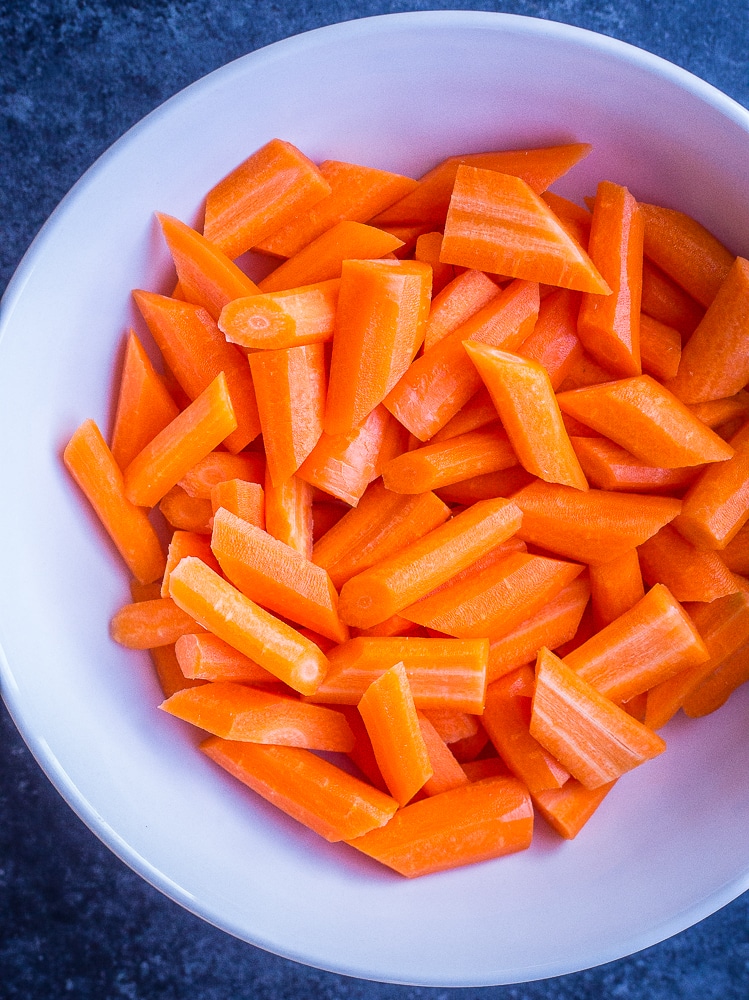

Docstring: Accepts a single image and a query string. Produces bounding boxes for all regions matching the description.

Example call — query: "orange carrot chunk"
[264,473,314,559]
[219,279,339,350]
[381,427,518,493]
[638,524,740,602]
[417,713,470,797]
[179,451,264,499]
[640,257,704,337]
[110,597,205,648]
[422,269,501,352]
[210,479,265,528]
[414,231,455,295]
[570,436,702,494]
[588,549,644,627]
[682,638,749,718]
[638,314,682,381]
[159,486,213,534]
[151,643,206,699]
[161,529,221,598]
[175,632,277,683]
[517,288,584,389]
[533,778,616,839]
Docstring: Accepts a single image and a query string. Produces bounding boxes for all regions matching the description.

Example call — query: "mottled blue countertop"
[2,2,748,997]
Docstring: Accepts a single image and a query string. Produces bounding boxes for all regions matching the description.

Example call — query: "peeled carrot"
[151,643,205,699]
[430,389,499,442]
[179,451,264,499]
[210,479,265,527]
[640,258,704,337]
[413,231,455,294]
[533,778,616,839]
[175,632,277,684]
[110,597,205,649]
[517,288,583,389]
[682,639,749,718]
[416,713,470,796]
[161,530,221,598]
[688,392,749,432]
[159,485,213,534]
[722,522,749,574]
[588,549,644,627]
[381,427,518,493]
[638,314,682,381]
[638,524,740,602]
[420,709,480,746]
[219,280,339,350]
[422,269,500,352]
[434,465,535,505]
[570,436,701,494]
[264,473,314,559]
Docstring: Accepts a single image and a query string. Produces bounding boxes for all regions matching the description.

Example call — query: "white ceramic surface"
[1,11,749,987]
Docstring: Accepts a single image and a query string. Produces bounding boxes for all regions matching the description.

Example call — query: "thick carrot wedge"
[211,507,348,643]
[64,419,166,584]
[345,774,533,877]
[414,231,455,295]
[175,632,277,683]
[110,330,179,470]
[381,427,518,493]
[416,713,470,796]
[570,436,702,494]
[639,314,682,381]
[422,269,500,352]
[161,529,221,598]
[202,737,397,842]
[640,258,704,337]
[638,524,740,602]
[110,597,205,648]
[533,778,616,839]
[682,639,749,718]
[264,473,314,559]
[179,451,264,499]
[133,290,260,453]
[202,138,331,259]
[219,280,339,350]
[168,556,329,695]
[159,486,213,534]
[440,166,609,293]
[210,479,265,527]
[588,549,644,627]
[530,647,666,789]
[517,288,583,389]
[161,681,355,751]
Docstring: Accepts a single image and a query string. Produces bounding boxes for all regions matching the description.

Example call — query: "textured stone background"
[2,2,749,997]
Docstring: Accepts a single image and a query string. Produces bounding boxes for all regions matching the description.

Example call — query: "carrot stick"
[434,465,535,505]
[179,451,264,498]
[416,713,470,796]
[264,473,314,559]
[129,580,163,602]
[63,419,166,584]
[722,522,749,574]
[338,497,523,628]
[516,288,583,389]
[540,192,592,247]
[682,638,749,718]
[110,597,205,648]
[151,643,205,698]
[210,479,265,528]
[201,737,397,842]
[638,314,682,381]
[687,392,749,432]
[570,436,702,494]
[159,486,213,534]
[414,231,455,295]
[352,614,423,639]
[555,350,615,392]
[588,549,644,627]
[132,290,260,453]
[420,709,480,745]
[202,138,332,259]
[638,524,740,602]
[381,427,518,493]
[533,777,615,839]
[640,258,704,337]
[422,269,500,352]
[175,632,277,683]
[168,556,329,695]
[461,757,510,781]
[430,389,499,442]
[440,166,609,294]
[219,279,339,350]
[161,529,221,598]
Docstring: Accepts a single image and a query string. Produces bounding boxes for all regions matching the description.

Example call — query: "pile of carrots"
[64,136,749,878]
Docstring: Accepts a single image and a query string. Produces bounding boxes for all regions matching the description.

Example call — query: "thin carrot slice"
[219,279,339,350]
[382,427,518,493]
[161,530,221,598]
[422,269,500,352]
[588,549,644,627]
[264,473,314,559]
[682,639,749,718]
[175,632,277,683]
[416,713,470,796]
[530,647,666,789]
[533,778,616,839]
[202,138,331,259]
[179,451,264,499]
[638,524,740,601]
[414,231,455,294]
[440,166,609,294]
[202,737,397,842]
[210,480,265,528]
[640,258,704,337]
[159,486,213,534]
[570,436,702,494]
[64,419,166,584]
[517,288,583,389]
[110,597,205,648]
[168,556,329,695]
[638,314,682,381]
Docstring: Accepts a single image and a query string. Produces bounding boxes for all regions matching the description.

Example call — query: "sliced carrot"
[352,614,423,639]
[175,632,277,683]
[179,451,264,499]
[422,269,500,352]
[533,778,615,839]
[682,639,749,718]
[110,597,205,648]
[413,231,455,294]
[430,389,499,442]
[381,426,518,493]
[588,549,644,627]
[638,524,740,601]
[540,191,592,247]
[517,288,583,389]
[640,257,704,337]
[638,314,682,381]
[722,522,749,574]
[687,392,749,431]
[434,465,535,505]
[420,709,480,745]
[159,485,213,534]
[151,643,205,698]
[210,479,265,528]
[130,580,163,602]
[416,713,470,796]
[64,419,166,584]
[219,279,339,350]
[570,436,702,494]
[264,473,314,559]
[161,529,221,598]
[461,757,510,781]
[555,350,615,392]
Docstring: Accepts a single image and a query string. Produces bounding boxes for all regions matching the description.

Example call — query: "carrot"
[461,757,510,781]
[422,269,500,352]
[151,643,205,698]
[533,778,616,839]
[179,451,264,499]
[159,485,213,534]
[540,192,592,247]
[682,639,749,718]
[161,529,221,598]
[202,138,331,259]
[351,614,423,639]
[430,389,499,442]
[110,597,205,648]
[413,231,455,294]
[416,713,470,796]
[640,258,704,337]
[638,524,740,602]
[210,479,265,527]
[440,166,610,293]
[219,279,339,350]
[174,632,277,684]
[64,419,166,584]
[420,709,480,746]
[110,330,180,470]
[129,580,163,602]
[687,392,749,431]
[449,725,491,763]
[434,465,535,505]
[638,314,682,381]
[168,556,329,695]
[381,427,518,493]
[555,350,615,392]
[264,473,314,559]
[722,522,749,574]
[570,436,702,494]
[588,549,644,627]
[516,288,583,389]
[201,737,397,842]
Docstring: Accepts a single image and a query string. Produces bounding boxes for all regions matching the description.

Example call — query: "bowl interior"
[1,11,749,987]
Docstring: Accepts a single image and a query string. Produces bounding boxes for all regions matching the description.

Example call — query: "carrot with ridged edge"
[570,436,702,494]
[64,419,166,584]
[133,290,260,453]
[264,473,314,559]
[249,343,326,486]
[682,638,749,718]
[159,486,212,534]
[531,647,666,789]
[324,259,432,436]
[577,181,644,377]
[219,279,339,350]
[304,636,488,714]
[564,582,709,702]
[517,288,583,389]
[638,524,740,602]
[639,314,681,381]
[110,597,206,648]
[358,662,433,805]
[110,330,179,470]
[175,633,277,683]
[382,427,518,493]
[440,166,610,294]
[312,478,450,589]
[202,138,331,259]
[533,777,615,839]
[161,681,355,751]
[640,258,704,337]
[258,221,404,293]
[210,480,265,527]
[416,713,469,796]
[434,465,535,505]
[414,231,455,294]
[168,556,328,695]
[557,375,734,468]
[465,343,588,490]
[588,549,644,628]
[202,737,397,842]
[338,497,523,628]
[161,530,221,598]
[422,269,500,352]
[385,278,540,441]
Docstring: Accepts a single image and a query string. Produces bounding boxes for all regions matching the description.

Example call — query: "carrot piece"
[564,582,709,702]
[434,465,535,505]
[312,478,450,589]
[255,158,418,258]
[110,330,180,470]
[132,290,260,453]
[639,202,734,308]
[219,279,339,350]
[414,231,455,294]
[402,551,583,641]
[64,418,167,585]
[123,373,237,508]
[533,778,615,839]
[130,580,163,602]
[440,166,609,294]
[570,436,702,494]
[346,773,533,877]
[556,375,734,468]
[304,636,488,714]
[688,392,749,431]
[487,576,591,683]
[210,507,348,643]
[541,192,592,248]
[264,472,314,559]
[638,524,740,602]
[420,709,480,745]
[161,530,221,598]
[682,639,749,718]
[352,614,423,639]
[555,350,616,392]
[110,597,205,648]
[202,138,331,259]
[168,556,329,695]
[179,451,264,498]
[210,479,265,528]
[156,212,260,320]
[371,143,592,228]
[638,314,682,381]
[482,667,570,794]
[248,343,326,486]
[201,737,397,842]
[258,221,404,293]
[151,643,205,698]
[324,259,431,436]
[385,278,540,441]
[161,681,355,751]
[175,632,277,683]
[416,713,470,796]
[422,269,500,352]
[577,181,644,377]
[588,549,644,627]
[640,258,704,337]
[431,389,500,442]
[461,757,510,781]
[516,288,583,389]
[338,497,523,628]
[358,662,433,805]
[464,343,588,490]
[531,647,666,789]
[511,480,682,563]
[159,485,213,534]
[722,522,749,574]
[381,427,518,493]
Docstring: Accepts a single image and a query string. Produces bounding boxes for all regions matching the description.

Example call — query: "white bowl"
[1,11,748,988]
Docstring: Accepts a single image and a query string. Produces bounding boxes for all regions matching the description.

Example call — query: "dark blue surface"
[2,2,749,996]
